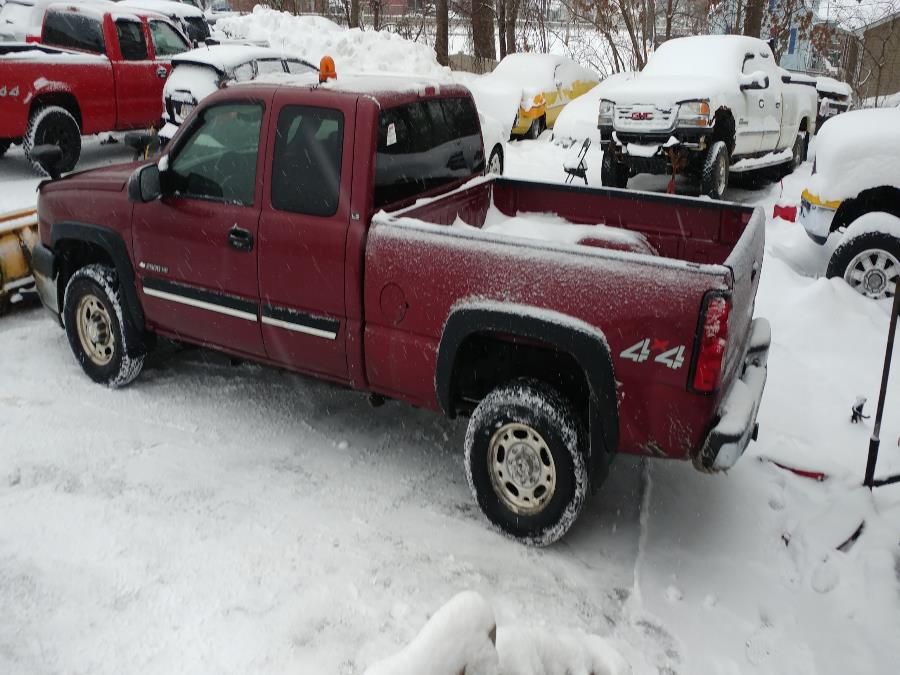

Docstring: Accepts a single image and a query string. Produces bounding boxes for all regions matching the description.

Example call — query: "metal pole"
[864,288,900,488]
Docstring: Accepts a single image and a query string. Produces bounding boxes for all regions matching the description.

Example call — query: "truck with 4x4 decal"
[31,70,771,544]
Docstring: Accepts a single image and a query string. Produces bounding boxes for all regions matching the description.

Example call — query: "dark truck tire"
[701,140,729,199]
[63,264,146,387]
[826,230,900,300]
[24,106,81,175]
[0,139,11,158]
[601,150,628,188]
[488,144,504,174]
[526,115,545,140]
[464,379,588,546]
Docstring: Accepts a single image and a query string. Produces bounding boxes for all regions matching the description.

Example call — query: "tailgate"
[720,206,765,390]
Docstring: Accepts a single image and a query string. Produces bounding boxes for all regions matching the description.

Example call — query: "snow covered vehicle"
[0,2,190,171]
[118,0,210,46]
[158,44,317,142]
[30,73,770,545]
[483,53,598,139]
[597,35,817,199]
[0,0,106,42]
[799,107,900,299]
[814,76,853,130]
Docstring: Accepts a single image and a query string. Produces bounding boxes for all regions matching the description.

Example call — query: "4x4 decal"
[620,338,686,370]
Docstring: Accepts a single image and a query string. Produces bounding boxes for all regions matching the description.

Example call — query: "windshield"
[209,0,231,10]
[642,38,743,79]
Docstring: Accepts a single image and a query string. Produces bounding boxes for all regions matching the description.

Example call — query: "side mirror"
[31,144,64,179]
[127,163,162,203]
[739,70,769,91]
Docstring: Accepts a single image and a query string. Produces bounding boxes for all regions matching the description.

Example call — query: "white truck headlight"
[598,99,614,127]
[677,100,711,127]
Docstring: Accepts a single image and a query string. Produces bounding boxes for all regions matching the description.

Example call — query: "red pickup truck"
[30,75,771,545]
[0,2,190,172]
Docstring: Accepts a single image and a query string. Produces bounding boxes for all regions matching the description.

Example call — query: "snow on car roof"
[253,71,463,99]
[45,0,117,18]
[118,0,204,19]
[815,75,853,98]
[171,44,284,71]
[643,34,771,79]
[489,52,594,85]
[807,107,900,200]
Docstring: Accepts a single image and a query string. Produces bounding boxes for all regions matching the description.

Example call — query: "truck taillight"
[25,35,41,43]
[691,292,731,393]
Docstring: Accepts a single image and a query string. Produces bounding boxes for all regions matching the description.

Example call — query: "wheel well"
[449,334,591,426]
[832,186,900,232]
[798,117,809,133]
[30,93,82,129]
[54,239,114,310]
[712,108,736,155]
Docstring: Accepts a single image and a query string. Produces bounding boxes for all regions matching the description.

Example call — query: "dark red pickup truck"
[0,3,190,172]
[31,74,771,545]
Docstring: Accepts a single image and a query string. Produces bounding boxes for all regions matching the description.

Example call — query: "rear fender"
[436,301,619,462]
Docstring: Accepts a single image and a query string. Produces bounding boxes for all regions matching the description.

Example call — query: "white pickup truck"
[597,35,817,198]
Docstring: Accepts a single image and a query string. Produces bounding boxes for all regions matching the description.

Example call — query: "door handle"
[228,225,253,252]
[156,65,167,79]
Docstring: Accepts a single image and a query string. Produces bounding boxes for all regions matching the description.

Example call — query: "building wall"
[856,16,900,99]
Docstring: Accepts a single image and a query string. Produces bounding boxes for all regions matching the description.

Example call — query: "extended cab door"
[110,18,165,129]
[736,52,771,155]
[131,98,269,357]
[256,91,356,380]
[755,50,783,152]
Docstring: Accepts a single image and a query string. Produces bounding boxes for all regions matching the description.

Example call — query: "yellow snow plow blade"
[0,208,39,312]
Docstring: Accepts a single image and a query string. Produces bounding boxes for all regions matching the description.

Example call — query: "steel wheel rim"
[716,152,728,195]
[487,422,556,515]
[76,293,115,366]
[489,150,502,174]
[844,248,899,299]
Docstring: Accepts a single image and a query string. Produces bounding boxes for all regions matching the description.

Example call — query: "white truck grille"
[613,104,677,133]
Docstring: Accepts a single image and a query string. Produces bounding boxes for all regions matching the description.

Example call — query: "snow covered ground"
[2,127,900,674]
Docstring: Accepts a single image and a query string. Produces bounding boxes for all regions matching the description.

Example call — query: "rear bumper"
[31,242,60,319]
[799,197,837,244]
[694,318,771,472]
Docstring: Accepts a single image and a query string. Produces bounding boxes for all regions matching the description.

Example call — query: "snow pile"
[553,71,635,144]
[215,6,449,78]
[363,591,631,675]
[806,107,900,200]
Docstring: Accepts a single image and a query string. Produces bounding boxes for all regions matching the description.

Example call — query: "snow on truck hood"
[171,44,285,72]
[807,107,900,201]
[600,75,727,106]
[118,0,204,19]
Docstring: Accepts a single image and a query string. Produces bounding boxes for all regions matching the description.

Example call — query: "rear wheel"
[601,150,628,188]
[526,115,545,140]
[827,230,900,299]
[791,131,807,170]
[24,106,81,175]
[63,264,146,387]
[700,140,729,199]
[0,139,11,159]
[465,379,588,546]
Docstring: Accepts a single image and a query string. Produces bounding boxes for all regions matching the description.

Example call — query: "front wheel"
[827,230,900,299]
[465,380,588,546]
[0,138,11,159]
[63,264,146,387]
[488,144,504,174]
[700,140,729,199]
[526,115,545,140]
[600,150,629,188]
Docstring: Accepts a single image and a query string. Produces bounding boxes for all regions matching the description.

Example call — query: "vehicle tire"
[464,379,588,546]
[600,150,628,188]
[826,230,900,300]
[24,106,81,175]
[700,140,729,199]
[0,139,11,159]
[791,131,807,169]
[526,115,545,140]
[63,264,146,387]
[488,144,504,174]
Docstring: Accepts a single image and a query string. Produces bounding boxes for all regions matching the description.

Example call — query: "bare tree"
[435,0,449,63]
[350,0,360,28]
[472,0,496,59]
[743,0,764,37]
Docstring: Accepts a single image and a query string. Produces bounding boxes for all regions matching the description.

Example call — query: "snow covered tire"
[24,106,81,175]
[526,115,545,140]
[63,264,146,387]
[827,230,900,300]
[700,140,729,199]
[464,379,588,546]
[488,145,504,174]
[601,150,628,188]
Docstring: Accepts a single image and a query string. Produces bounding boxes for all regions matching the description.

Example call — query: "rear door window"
[168,102,264,206]
[285,59,316,75]
[116,20,148,61]
[43,10,105,53]
[374,96,484,209]
[149,20,189,57]
[271,105,344,217]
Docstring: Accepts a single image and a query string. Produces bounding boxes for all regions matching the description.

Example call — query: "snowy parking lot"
[2,134,899,674]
